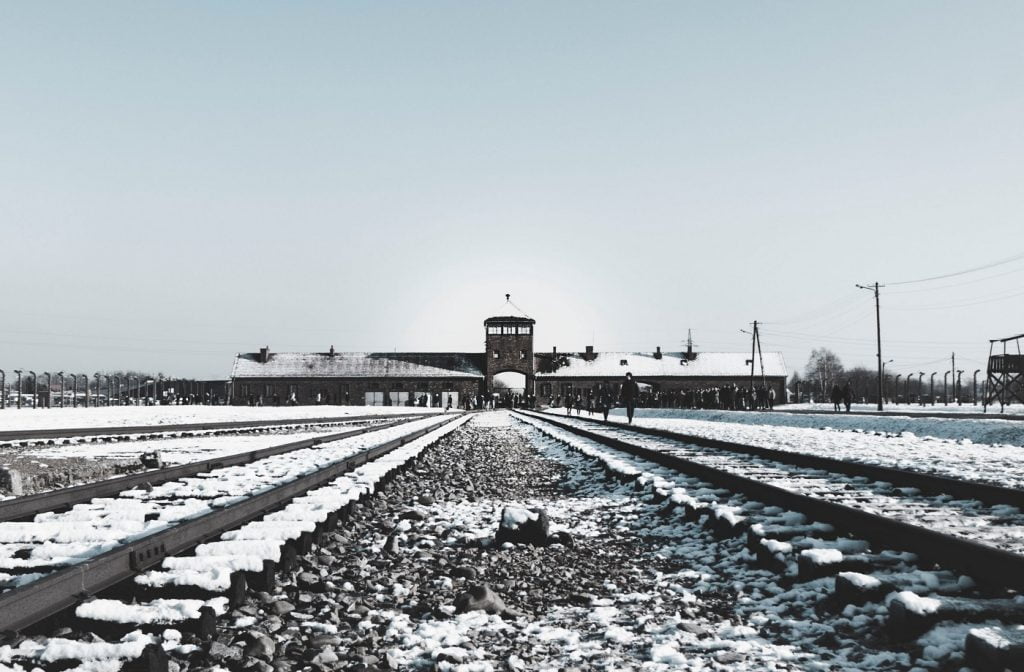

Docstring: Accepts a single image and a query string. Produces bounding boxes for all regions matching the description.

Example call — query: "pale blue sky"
[2,2,1022,379]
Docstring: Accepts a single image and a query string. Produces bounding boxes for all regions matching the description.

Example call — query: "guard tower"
[984,333,1024,412]
[484,298,536,397]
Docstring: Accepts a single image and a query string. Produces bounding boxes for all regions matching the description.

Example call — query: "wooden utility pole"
[857,282,884,411]
[749,321,757,390]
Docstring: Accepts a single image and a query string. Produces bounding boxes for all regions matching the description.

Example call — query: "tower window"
[493,351,500,359]
[520,350,527,360]
[488,326,501,334]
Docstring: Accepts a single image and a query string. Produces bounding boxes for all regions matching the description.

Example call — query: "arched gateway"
[484,315,536,398]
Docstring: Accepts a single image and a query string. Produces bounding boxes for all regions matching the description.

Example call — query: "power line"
[886,264,1024,295]
[886,251,1024,286]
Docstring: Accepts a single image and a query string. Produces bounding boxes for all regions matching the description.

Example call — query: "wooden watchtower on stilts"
[983,333,1024,412]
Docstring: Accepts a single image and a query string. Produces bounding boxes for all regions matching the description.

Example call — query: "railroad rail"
[517,410,1024,592]
[0,413,466,634]
[0,415,424,522]
[0,411,435,443]
[538,411,1024,508]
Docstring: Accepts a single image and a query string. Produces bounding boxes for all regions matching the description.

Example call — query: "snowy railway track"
[0,415,425,523]
[523,411,1024,568]
[0,412,468,662]
[516,411,1024,670]
[0,411,433,446]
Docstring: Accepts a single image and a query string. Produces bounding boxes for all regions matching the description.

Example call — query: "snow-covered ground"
[608,407,1024,446]
[786,401,1024,416]
[0,405,440,432]
[11,429,337,466]
[537,408,1024,489]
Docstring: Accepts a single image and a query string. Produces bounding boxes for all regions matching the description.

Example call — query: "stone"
[209,641,244,662]
[139,451,164,469]
[0,468,23,496]
[399,509,426,521]
[297,572,326,593]
[417,494,435,506]
[454,584,507,615]
[313,648,339,665]
[267,600,295,616]
[451,566,478,580]
[241,632,276,660]
[495,506,552,546]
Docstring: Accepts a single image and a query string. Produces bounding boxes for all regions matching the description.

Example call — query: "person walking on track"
[619,372,640,424]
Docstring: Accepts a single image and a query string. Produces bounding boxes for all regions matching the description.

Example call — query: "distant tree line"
[789,348,979,405]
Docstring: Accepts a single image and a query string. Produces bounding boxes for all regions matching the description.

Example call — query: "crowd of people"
[556,379,779,416]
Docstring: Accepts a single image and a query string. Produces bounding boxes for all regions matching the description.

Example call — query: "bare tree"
[805,348,844,399]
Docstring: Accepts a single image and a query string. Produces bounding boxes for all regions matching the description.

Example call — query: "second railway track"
[0,412,469,640]
[516,410,1024,668]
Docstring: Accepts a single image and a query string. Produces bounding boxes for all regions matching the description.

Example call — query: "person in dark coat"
[843,382,853,412]
[597,388,612,421]
[618,372,640,424]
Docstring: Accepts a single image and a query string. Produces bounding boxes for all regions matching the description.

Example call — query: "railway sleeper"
[888,592,1024,641]
[966,624,1024,672]
[833,567,974,608]
[70,602,219,641]
[800,550,903,581]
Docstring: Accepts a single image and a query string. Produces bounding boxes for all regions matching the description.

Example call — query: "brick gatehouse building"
[230,313,787,407]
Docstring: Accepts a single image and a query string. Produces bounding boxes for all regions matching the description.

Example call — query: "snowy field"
[786,402,1024,417]
[0,405,441,432]
[606,407,1024,446]
[545,408,1024,489]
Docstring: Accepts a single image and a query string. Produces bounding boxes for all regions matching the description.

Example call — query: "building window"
[493,351,500,359]
[520,350,526,360]
[518,326,532,335]
[620,359,628,366]
[541,383,552,396]
[488,326,501,334]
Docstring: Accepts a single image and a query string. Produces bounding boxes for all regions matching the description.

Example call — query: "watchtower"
[984,333,1024,412]
[484,311,536,396]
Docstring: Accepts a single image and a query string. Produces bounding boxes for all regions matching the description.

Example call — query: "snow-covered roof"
[232,352,485,379]
[537,351,787,379]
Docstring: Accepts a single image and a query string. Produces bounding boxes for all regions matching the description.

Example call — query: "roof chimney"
[584,345,595,361]
[329,345,335,357]
[654,346,662,359]
[552,346,557,356]
[259,346,270,363]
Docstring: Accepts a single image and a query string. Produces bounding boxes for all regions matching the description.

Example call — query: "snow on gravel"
[0,405,440,432]
[556,408,1024,489]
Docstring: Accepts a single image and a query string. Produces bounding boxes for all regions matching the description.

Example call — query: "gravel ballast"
[173,410,927,670]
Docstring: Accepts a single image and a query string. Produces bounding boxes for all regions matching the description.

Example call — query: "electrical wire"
[886,251,1024,286]
[887,287,1024,311]
[885,264,1024,295]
